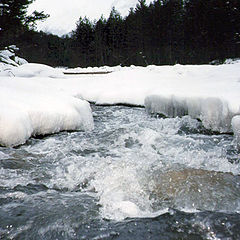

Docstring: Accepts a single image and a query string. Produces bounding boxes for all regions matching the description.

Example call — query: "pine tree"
[105,7,124,65]
[94,16,107,66]
[0,0,48,31]
[73,17,95,67]
[0,0,48,48]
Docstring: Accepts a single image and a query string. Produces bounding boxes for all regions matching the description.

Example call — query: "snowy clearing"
[0,61,240,147]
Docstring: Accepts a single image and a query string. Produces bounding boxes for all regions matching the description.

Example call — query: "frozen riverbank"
[0,61,240,147]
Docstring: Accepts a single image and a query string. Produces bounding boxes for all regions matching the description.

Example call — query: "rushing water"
[0,105,240,240]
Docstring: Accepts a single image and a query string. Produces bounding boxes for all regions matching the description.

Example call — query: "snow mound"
[0,78,94,147]
[63,65,122,74]
[0,47,64,78]
[10,63,65,78]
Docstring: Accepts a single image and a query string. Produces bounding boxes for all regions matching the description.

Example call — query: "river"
[0,105,240,239]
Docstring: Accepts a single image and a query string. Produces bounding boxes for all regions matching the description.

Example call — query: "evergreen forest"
[1,0,240,67]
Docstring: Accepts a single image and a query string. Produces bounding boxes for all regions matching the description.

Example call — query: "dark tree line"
[71,0,240,66]
[1,0,240,67]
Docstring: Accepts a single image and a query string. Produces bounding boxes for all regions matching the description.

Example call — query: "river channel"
[0,105,240,239]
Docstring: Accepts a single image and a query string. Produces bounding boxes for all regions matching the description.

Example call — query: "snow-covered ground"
[0,58,240,147]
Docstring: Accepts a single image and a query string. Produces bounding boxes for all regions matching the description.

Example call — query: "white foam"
[8,106,238,221]
[232,115,240,148]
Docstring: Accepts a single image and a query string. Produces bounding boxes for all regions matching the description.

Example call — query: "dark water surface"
[0,105,240,239]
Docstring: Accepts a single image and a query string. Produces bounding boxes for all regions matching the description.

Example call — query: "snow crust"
[1,61,240,147]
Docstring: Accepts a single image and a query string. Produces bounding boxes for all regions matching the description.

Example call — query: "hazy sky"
[28,0,152,36]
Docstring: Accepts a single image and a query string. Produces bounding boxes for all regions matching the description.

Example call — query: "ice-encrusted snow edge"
[145,95,236,133]
[145,95,240,147]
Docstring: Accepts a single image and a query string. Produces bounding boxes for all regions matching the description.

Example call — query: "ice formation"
[144,95,234,133]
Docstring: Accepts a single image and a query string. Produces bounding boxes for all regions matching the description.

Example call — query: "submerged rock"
[148,168,240,212]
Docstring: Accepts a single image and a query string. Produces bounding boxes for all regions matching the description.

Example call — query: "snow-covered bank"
[0,76,93,147]
[0,52,92,147]
[141,64,240,142]
[62,63,240,146]
[0,62,240,147]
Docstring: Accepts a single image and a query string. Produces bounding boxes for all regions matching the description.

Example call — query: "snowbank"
[0,77,93,147]
[1,63,64,78]
[0,57,93,147]
[62,63,240,146]
[141,64,240,146]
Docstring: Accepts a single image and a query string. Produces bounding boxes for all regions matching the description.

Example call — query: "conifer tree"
[0,0,48,47]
